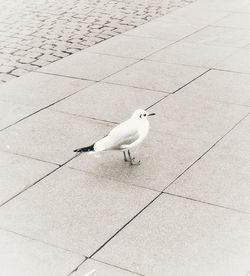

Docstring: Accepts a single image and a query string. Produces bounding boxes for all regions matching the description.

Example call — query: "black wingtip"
[73,144,94,153]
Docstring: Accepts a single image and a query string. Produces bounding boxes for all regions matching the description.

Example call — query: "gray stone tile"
[0,151,57,205]
[0,72,92,108]
[167,115,250,213]
[67,131,209,191]
[147,42,237,68]
[157,6,229,26]
[95,194,250,276]
[184,26,250,47]
[39,51,137,81]
[190,0,250,12]
[0,167,157,256]
[214,48,250,74]
[86,35,172,59]
[105,60,206,93]
[0,229,83,276]
[73,259,138,276]
[151,93,249,144]
[51,82,165,123]
[177,69,250,106]
[124,20,202,42]
[0,109,112,164]
[215,13,250,29]
[0,100,37,130]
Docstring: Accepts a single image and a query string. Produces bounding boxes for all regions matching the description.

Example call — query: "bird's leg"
[128,150,140,166]
[123,151,129,162]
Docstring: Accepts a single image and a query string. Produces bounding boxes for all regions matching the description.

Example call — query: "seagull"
[73,109,155,165]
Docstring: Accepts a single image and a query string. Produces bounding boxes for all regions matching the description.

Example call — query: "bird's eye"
[143,114,146,117]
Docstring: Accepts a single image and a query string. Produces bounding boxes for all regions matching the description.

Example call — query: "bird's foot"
[129,157,141,166]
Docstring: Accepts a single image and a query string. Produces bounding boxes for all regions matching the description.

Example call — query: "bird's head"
[131,109,156,119]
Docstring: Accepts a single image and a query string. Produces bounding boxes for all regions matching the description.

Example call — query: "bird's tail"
[73,144,94,153]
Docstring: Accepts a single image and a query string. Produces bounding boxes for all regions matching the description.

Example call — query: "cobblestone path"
[0,0,194,84]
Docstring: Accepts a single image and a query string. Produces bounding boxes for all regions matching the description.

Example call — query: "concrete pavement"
[0,0,250,275]
[0,0,194,84]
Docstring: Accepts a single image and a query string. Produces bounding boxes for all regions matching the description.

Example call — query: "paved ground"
[0,0,194,84]
[1,0,250,275]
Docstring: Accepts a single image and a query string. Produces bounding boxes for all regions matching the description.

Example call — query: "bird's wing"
[94,120,140,151]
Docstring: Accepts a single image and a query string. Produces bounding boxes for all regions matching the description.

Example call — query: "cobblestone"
[0,0,195,84]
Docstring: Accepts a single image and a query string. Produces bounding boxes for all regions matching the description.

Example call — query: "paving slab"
[177,69,250,106]
[214,48,250,74]
[157,5,229,26]
[94,194,250,276]
[85,35,172,59]
[51,82,165,123]
[184,25,250,47]
[167,115,250,213]
[67,131,209,191]
[0,229,83,276]
[147,42,237,68]
[214,13,250,29]
[105,60,206,93]
[150,92,249,144]
[0,109,112,164]
[72,259,139,276]
[0,72,92,108]
[0,100,37,130]
[0,151,57,205]
[190,0,250,12]
[123,20,203,42]
[0,167,157,256]
[39,51,137,81]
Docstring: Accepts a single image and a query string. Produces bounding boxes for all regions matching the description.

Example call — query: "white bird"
[73,109,155,165]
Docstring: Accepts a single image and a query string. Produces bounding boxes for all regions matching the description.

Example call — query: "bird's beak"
[148,113,156,116]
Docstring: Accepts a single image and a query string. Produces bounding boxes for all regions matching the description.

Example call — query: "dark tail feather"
[73,144,94,153]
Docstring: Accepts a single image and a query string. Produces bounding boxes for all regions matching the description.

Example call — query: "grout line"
[146,68,211,110]
[50,109,119,125]
[102,79,170,94]
[34,70,98,82]
[212,67,250,77]
[90,258,144,276]
[89,191,163,258]
[163,111,250,192]
[0,149,60,166]
[164,192,250,215]
[0,81,96,132]
[0,153,81,208]
[67,259,88,276]
[0,227,86,257]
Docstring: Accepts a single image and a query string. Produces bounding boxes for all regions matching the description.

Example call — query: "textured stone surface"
[86,34,172,59]
[151,92,249,144]
[67,131,209,191]
[167,115,250,213]
[39,51,137,80]
[51,82,165,123]
[0,167,157,256]
[147,42,237,68]
[0,109,112,164]
[0,0,195,84]
[184,25,250,47]
[95,194,250,276]
[0,151,57,205]
[105,60,206,93]
[214,48,250,74]
[0,229,84,276]
[0,72,92,108]
[0,101,37,130]
[71,259,139,276]
[177,69,250,106]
